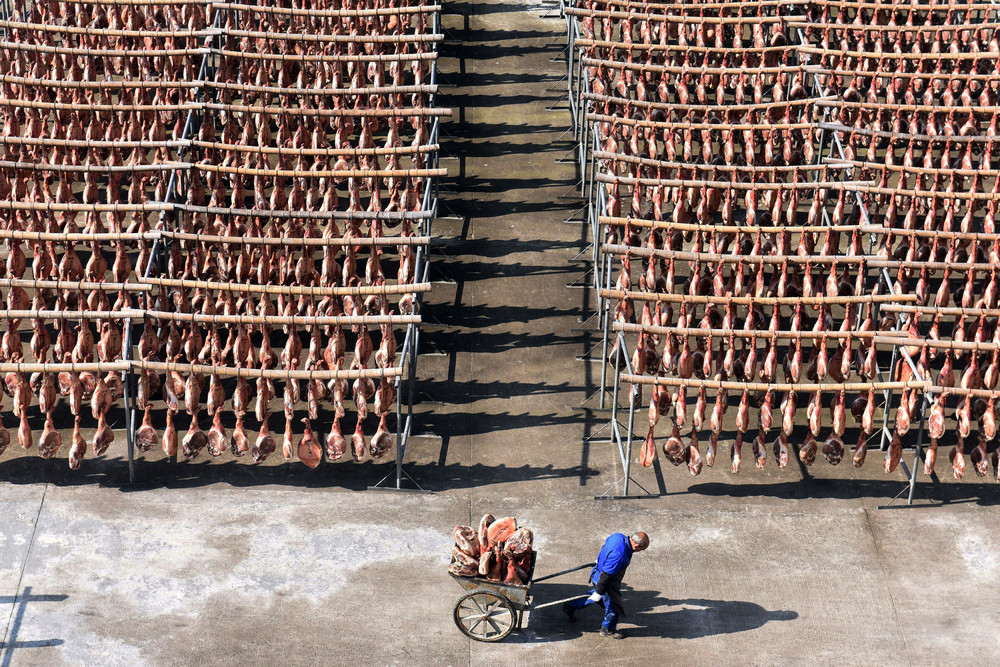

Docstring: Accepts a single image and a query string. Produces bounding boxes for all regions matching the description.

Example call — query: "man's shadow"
[515,583,796,643]
[629,591,799,639]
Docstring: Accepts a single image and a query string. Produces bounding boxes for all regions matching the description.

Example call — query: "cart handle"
[531,562,596,583]
[533,594,592,610]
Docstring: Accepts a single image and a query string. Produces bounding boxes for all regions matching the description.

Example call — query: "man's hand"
[588,592,603,602]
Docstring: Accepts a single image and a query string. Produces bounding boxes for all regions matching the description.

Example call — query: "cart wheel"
[453,591,516,642]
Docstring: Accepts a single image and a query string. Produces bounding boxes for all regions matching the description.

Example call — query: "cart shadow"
[513,583,796,643]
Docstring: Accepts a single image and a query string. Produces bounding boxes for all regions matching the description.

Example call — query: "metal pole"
[580,104,591,196]
[403,320,419,489]
[796,25,934,469]
[880,347,898,450]
[623,376,637,497]
[567,23,576,132]
[599,252,613,407]
[907,396,929,505]
[122,354,135,484]
[591,168,604,291]
[394,324,411,488]
[610,331,623,434]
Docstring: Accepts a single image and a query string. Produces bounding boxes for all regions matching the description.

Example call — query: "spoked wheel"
[453,591,516,642]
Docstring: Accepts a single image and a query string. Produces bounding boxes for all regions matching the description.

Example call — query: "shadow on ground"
[0,456,599,492]
[513,582,797,643]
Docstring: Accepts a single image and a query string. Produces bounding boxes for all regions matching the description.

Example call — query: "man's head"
[629,532,649,552]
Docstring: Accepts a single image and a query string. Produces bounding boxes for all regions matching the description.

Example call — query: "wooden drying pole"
[214,2,442,17]
[619,374,929,393]
[138,276,431,297]
[599,288,916,306]
[600,216,857,233]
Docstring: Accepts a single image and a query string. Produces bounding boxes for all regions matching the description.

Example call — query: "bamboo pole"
[162,230,430,247]
[818,122,991,144]
[578,54,801,76]
[0,309,143,320]
[0,136,188,150]
[830,156,998,178]
[585,115,812,131]
[0,201,171,213]
[578,42,794,55]
[139,276,430,297]
[0,309,420,327]
[0,230,152,243]
[856,225,1000,243]
[881,304,1000,317]
[214,2,441,17]
[0,98,197,112]
[0,20,210,38]
[587,111,807,130]
[219,28,443,44]
[929,385,1000,399]
[805,0,998,10]
[202,101,450,118]
[176,204,432,220]
[0,74,201,90]
[846,183,1000,202]
[601,243,871,265]
[203,80,436,98]
[213,48,437,63]
[583,90,824,112]
[192,163,447,178]
[601,243,1000,273]
[43,0,210,5]
[599,215,855,233]
[872,335,1000,353]
[613,322,876,340]
[807,68,998,84]
[788,20,1000,32]
[139,360,402,380]
[0,278,152,292]
[594,173,857,190]
[595,151,843,173]
[0,160,187,173]
[190,140,437,158]
[575,0,807,9]
[0,41,206,57]
[619,373,929,392]
[600,287,915,305]
[801,46,999,61]
[0,361,132,373]
[563,7,792,23]
[142,311,421,327]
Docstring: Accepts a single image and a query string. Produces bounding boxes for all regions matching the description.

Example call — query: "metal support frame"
[795,25,935,506]
[561,7,965,502]
[560,10,659,495]
[120,8,224,483]
[593,333,661,499]
[369,9,443,492]
[103,6,443,489]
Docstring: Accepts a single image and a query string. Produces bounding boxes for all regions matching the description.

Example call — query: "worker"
[562,531,649,639]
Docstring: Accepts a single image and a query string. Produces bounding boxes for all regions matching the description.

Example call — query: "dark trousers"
[567,575,619,630]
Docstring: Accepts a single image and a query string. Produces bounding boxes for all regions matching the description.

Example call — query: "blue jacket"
[590,533,632,615]
[592,533,633,582]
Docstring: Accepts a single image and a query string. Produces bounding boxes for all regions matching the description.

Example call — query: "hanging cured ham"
[0,0,443,475]
[563,0,1000,489]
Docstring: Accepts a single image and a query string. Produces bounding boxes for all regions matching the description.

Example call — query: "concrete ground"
[0,0,999,665]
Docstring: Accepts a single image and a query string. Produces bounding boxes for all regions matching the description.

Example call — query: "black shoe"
[561,603,576,622]
[600,627,625,639]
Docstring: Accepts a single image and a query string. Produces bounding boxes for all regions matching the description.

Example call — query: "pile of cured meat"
[449,515,534,585]
[0,0,443,469]
[565,0,1000,482]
